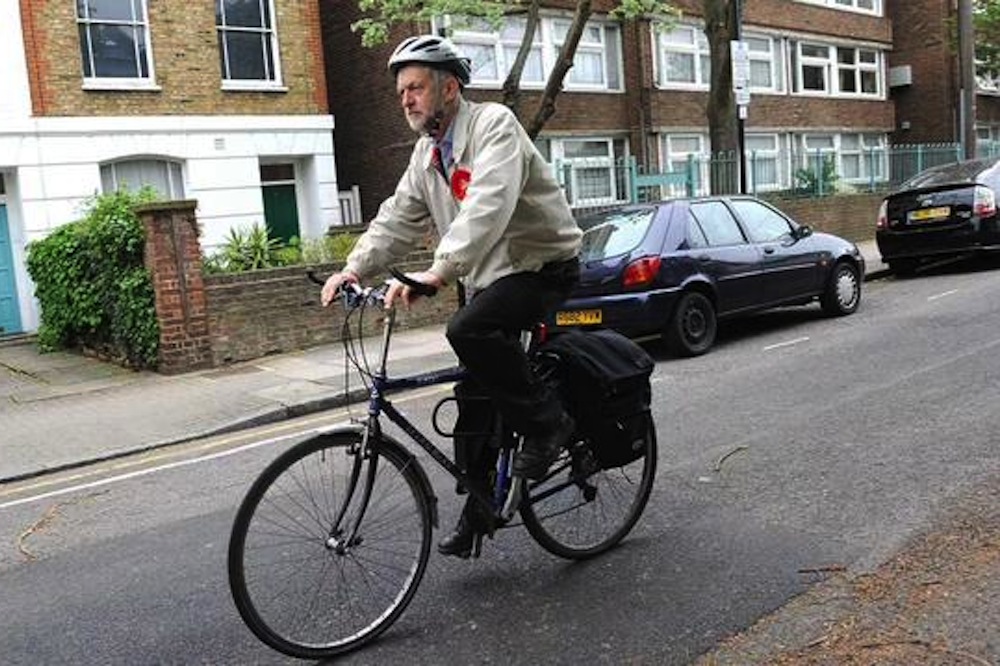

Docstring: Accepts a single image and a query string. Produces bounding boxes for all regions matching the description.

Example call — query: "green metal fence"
[554,141,991,213]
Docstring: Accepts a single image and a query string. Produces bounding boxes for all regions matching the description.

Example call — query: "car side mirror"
[792,224,813,241]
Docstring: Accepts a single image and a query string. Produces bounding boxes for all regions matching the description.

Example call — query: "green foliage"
[976,0,1000,76]
[794,155,840,196]
[25,189,160,368]
[205,222,284,273]
[203,226,359,274]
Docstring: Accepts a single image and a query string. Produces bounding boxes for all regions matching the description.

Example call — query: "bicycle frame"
[344,305,508,538]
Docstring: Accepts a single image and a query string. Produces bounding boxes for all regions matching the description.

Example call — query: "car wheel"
[665,291,717,357]
[821,261,861,316]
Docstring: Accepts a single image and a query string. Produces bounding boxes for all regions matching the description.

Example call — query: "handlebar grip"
[389,267,438,298]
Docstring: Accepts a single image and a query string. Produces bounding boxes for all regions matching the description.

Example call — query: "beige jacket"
[344,98,581,292]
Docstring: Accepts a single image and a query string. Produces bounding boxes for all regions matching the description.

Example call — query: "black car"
[548,196,864,356]
[876,157,1000,274]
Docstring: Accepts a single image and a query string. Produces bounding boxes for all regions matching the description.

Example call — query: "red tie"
[432,146,447,180]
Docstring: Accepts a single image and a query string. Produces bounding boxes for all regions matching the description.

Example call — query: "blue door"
[0,204,22,335]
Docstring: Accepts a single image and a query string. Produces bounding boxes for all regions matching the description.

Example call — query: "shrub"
[203,226,359,274]
[25,189,160,368]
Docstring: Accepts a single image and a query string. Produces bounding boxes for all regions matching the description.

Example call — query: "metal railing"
[554,142,987,212]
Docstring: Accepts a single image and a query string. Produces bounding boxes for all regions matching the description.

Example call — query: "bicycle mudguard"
[312,425,440,529]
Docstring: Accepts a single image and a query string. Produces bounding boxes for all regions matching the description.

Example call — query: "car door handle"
[697,254,711,262]
[763,247,775,255]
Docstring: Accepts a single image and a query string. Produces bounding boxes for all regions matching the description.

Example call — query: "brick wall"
[324,2,896,220]
[21,0,326,117]
[138,192,879,373]
[763,192,883,243]
[204,254,460,367]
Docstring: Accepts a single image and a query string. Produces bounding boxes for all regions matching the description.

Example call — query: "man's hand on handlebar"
[321,270,360,307]
[385,270,444,310]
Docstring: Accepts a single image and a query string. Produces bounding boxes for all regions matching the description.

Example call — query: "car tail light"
[622,256,661,288]
[876,199,888,229]
[974,185,997,218]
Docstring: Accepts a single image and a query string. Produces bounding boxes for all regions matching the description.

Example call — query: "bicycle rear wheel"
[228,432,432,659]
[521,418,656,559]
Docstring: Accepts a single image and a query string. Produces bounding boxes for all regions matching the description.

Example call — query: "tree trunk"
[501,0,542,117]
[704,0,738,193]
[526,0,593,139]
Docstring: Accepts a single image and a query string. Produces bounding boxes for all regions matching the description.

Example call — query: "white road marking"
[763,336,810,351]
[0,385,451,511]
[928,289,958,302]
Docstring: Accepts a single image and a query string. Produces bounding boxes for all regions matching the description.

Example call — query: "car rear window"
[901,159,996,189]
[578,209,656,261]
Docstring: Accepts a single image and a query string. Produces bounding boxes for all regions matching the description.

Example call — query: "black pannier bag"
[535,329,654,469]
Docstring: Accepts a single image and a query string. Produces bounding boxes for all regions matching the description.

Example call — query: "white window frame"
[796,0,881,15]
[77,0,157,90]
[442,15,623,92]
[795,132,887,187]
[660,134,711,196]
[543,137,628,208]
[100,158,185,199]
[654,24,711,90]
[744,134,786,192]
[793,41,883,98]
[216,0,284,90]
[745,35,784,93]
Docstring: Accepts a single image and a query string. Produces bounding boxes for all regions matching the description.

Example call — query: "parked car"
[876,157,1000,274]
[547,196,864,356]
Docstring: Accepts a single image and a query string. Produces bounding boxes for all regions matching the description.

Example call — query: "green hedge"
[25,190,160,369]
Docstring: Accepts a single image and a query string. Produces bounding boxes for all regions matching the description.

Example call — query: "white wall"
[0,114,340,332]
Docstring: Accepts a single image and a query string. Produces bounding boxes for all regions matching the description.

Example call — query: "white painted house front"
[0,1,340,336]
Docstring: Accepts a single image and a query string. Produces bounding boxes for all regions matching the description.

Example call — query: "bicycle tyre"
[228,431,433,659]
[520,417,657,560]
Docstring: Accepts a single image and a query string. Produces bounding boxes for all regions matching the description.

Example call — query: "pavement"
[27,241,1000,663]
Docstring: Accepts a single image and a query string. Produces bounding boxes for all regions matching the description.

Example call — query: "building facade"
[322,0,898,220]
[1,0,340,336]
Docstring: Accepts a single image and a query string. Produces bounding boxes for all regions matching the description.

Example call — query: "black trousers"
[446,258,579,437]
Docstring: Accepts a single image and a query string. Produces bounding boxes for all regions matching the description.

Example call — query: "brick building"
[0,0,339,336]
[322,0,897,221]
[887,0,1000,147]
[322,0,999,223]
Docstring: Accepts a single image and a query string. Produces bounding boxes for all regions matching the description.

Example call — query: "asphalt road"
[3,258,1000,665]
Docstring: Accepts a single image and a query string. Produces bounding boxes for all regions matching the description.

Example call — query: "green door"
[0,204,22,335]
[262,184,300,244]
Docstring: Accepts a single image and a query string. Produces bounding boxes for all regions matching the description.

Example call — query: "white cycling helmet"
[387,34,472,86]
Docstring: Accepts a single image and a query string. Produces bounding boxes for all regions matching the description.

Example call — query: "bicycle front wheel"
[228,432,433,660]
[521,418,657,560]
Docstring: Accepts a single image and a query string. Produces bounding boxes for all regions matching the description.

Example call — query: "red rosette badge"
[451,167,472,202]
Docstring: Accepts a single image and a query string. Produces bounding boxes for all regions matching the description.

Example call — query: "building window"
[795,133,887,186]
[656,27,782,93]
[745,134,785,191]
[216,0,282,86]
[655,25,711,88]
[101,159,184,199]
[745,36,784,92]
[538,137,628,208]
[444,15,622,91]
[792,42,883,97]
[76,0,154,83]
[797,0,881,14]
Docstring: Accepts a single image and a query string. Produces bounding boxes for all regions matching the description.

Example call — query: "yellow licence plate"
[556,309,603,326]
[908,206,950,222]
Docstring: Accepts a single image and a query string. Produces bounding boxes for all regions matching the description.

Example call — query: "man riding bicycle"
[321,34,582,558]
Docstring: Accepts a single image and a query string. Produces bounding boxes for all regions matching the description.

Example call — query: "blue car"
[548,196,864,356]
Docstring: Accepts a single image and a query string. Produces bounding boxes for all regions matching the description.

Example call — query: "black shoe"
[513,413,575,480]
[437,502,483,558]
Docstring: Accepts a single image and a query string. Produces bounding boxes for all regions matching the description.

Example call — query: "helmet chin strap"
[425,109,445,139]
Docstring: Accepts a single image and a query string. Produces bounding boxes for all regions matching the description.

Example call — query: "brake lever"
[388,267,438,298]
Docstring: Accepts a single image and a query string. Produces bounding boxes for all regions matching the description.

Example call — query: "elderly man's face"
[396,65,457,137]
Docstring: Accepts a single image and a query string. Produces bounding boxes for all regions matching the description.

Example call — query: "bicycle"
[227,270,658,660]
